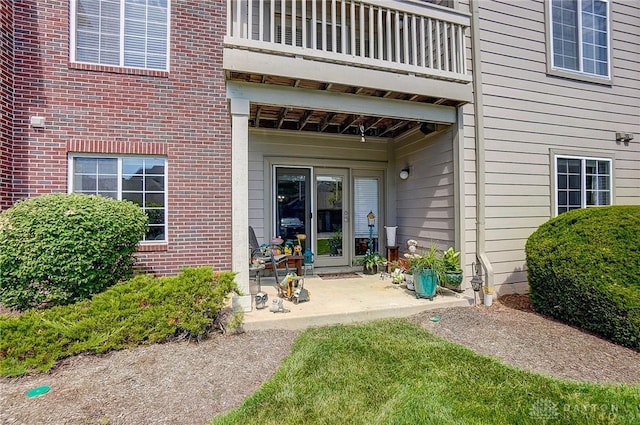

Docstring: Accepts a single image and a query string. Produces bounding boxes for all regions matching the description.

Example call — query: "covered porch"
[225,0,474,312]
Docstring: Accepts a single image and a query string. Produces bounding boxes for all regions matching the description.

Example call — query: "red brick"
[5,1,232,275]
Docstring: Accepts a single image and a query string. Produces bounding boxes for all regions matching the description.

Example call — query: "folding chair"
[249,226,289,278]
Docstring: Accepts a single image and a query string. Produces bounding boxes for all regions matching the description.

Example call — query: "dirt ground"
[2,295,640,425]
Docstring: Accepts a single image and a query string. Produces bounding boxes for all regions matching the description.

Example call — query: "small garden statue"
[407,239,418,254]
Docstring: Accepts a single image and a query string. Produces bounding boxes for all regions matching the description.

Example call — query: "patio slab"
[243,273,474,331]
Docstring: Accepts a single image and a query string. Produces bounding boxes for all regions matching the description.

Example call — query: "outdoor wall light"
[359,124,366,143]
[616,132,634,143]
[30,116,45,129]
[399,168,410,180]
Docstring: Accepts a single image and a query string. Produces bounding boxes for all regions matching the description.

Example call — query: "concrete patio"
[243,271,475,331]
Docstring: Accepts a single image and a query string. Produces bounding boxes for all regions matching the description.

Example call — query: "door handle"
[344,210,349,222]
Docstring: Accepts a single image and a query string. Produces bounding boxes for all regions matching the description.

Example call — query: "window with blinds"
[354,177,379,236]
[354,177,379,255]
[72,0,169,71]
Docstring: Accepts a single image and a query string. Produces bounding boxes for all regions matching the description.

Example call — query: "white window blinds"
[74,0,169,71]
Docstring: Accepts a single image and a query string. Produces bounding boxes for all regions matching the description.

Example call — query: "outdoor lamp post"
[470,262,484,306]
[367,211,376,252]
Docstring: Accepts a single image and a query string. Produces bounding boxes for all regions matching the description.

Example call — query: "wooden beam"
[255,105,263,127]
[227,81,457,124]
[340,114,361,134]
[298,110,313,130]
[277,107,289,129]
[320,112,336,131]
[378,120,408,137]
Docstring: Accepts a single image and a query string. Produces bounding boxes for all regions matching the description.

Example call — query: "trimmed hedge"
[0,193,148,310]
[525,206,640,351]
[0,267,239,377]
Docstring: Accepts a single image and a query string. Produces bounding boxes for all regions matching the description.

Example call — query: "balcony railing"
[226,0,471,83]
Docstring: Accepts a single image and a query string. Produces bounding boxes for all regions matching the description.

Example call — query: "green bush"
[0,267,239,377]
[0,193,148,310]
[525,206,640,351]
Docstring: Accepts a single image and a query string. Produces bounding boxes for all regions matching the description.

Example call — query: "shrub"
[0,193,148,310]
[525,206,640,351]
[0,267,239,377]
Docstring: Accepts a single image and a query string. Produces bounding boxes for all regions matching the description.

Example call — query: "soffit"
[227,72,460,139]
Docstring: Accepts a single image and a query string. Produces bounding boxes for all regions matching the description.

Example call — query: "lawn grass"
[211,319,640,425]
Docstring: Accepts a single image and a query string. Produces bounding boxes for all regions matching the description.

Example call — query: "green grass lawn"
[211,319,640,425]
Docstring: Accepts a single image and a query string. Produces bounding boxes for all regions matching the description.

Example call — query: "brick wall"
[0,0,13,211]
[12,1,232,275]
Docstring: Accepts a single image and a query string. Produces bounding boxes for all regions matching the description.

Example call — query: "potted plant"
[328,229,342,256]
[358,250,386,275]
[443,247,463,290]
[404,243,445,300]
[388,259,405,284]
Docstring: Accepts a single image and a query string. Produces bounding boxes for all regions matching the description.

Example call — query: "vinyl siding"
[394,127,457,252]
[248,128,389,242]
[473,0,640,290]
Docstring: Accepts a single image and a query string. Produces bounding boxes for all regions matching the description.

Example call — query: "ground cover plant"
[526,205,640,351]
[211,319,640,425]
[0,193,148,310]
[0,267,238,377]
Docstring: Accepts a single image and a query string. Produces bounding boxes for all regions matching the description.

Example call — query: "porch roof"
[226,75,461,139]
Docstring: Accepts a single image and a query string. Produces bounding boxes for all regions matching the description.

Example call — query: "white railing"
[226,0,470,82]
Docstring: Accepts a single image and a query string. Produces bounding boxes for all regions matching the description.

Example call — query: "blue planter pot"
[414,268,437,300]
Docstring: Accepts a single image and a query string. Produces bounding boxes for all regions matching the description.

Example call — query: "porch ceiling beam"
[340,115,361,134]
[298,110,313,129]
[223,49,473,103]
[255,105,262,126]
[378,120,408,137]
[277,107,289,129]
[368,116,386,130]
[320,112,336,131]
[227,81,457,124]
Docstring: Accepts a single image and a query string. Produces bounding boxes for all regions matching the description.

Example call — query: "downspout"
[470,0,494,290]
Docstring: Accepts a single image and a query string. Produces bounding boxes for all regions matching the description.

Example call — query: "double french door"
[274,166,381,268]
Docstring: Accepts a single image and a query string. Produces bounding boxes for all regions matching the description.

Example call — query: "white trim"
[69,0,171,72]
[552,153,613,216]
[547,0,611,82]
[67,153,169,244]
[70,0,77,63]
[226,80,458,124]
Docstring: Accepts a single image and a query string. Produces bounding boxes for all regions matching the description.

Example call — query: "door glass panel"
[354,177,379,255]
[316,175,343,258]
[275,168,309,249]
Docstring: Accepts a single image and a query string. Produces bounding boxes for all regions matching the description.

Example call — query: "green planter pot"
[414,268,437,300]
[444,271,463,287]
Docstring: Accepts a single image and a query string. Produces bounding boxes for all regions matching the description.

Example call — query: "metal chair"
[249,226,289,280]
[303,248,314,276]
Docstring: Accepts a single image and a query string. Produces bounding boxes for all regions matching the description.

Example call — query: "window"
[549,0,610,79]
[70,155,168,242]
[354,176,380,256]
[71,0,169,71]
[555,156,611,215]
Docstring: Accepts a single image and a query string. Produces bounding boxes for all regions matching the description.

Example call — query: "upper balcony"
[224,0,473,105]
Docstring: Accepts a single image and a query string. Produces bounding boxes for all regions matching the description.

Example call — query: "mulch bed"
[413,294,640,385]
[2,294,640,424]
